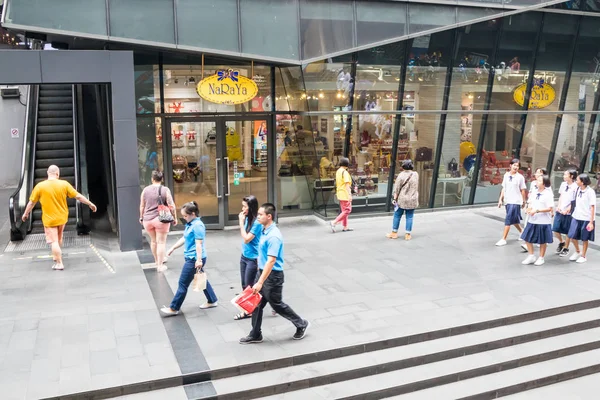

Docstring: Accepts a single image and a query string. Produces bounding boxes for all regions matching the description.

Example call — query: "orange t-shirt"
[29,179,78,227]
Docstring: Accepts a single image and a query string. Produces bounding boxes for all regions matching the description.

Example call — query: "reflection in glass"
[109,0,174,43]
[299,0,354,60]
[356,1,406,46]
[134,52,161,114]
[137,117,164,189]
[177,0,239,52]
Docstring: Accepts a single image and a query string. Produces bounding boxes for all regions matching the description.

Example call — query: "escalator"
[9,84,85,241]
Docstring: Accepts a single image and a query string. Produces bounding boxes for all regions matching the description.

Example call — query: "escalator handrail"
[72,85,82,224]
[9,84,39,235]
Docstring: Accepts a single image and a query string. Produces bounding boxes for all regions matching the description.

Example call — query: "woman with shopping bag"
[160,202,219,316]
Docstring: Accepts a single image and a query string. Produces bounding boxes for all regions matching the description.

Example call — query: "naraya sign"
[513,79,556,109]
[197,69,258,105]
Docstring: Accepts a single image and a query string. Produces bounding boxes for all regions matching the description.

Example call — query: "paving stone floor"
[0,202,599,399]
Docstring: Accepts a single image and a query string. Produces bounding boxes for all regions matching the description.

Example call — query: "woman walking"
[521,175,554,266]
[330,157,353,233]
[386,159,419,241]
[160,202,219,316]
[564,173,596,263]
[139,170,177,272]
[235,195,262,320]
[553,169,578,255]
[496,159,527,246]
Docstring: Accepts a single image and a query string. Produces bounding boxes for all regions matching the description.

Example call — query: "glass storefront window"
[473,114,527,204]
[177,0,239,52]
[162,55,272,114]
[276,66,308,112]
[5,0,107,35]
[240,0,299,60]
[109,0,175,44]
[356,1,407,46]
[134,52,161,114]
[137,117,164,189]
[299,0,354,60]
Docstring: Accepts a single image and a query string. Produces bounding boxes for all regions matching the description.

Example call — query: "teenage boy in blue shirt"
[239,203,310,343]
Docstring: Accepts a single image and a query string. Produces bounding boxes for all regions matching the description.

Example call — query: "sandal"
[234,312,251,320]
[342,228,354,232]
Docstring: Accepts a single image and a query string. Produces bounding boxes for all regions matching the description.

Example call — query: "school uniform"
[502,172,526,225]
[552,182,577,235]
[521,190,554,244]
[568,187,596,242]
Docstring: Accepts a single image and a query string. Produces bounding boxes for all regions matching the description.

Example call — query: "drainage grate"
[4,231,91,253]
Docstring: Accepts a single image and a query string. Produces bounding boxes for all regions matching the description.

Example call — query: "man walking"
[22,165,97,270]
[239,203,309,344]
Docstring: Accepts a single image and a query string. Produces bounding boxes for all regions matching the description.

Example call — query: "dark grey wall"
[0,50,142,251]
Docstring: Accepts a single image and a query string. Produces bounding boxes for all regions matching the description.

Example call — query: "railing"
[9,84,39,241]
[73,84,90,233]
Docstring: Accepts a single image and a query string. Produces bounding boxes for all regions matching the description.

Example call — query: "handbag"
[415,147,433,162]
[231,286,262,314]
[570,187,579,215]
[157,186,174,224]
[448,158,458,173]
[192,269,207,292]
[346,170,358,195]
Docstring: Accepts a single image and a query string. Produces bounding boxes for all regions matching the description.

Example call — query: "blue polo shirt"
[258,223,284,271]
[242,219,262,259]
[184,217,206,260]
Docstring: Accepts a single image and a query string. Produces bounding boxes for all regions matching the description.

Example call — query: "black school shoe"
[239,334,263,344]
[556,242,565,254]
[293,320,310,340]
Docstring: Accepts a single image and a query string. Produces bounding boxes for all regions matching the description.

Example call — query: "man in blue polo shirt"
[239,203,310,344]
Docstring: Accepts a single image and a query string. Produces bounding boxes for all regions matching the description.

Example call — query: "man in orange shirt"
[22,165,97,270]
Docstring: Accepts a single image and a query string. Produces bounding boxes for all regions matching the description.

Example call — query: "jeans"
[170,257,218,311]
[240,255,258,289]
[333,200,352,228]
[250,270,306,338]
[392,207,414,233]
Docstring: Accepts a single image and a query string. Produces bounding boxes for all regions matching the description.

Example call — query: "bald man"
[22,165,97,270]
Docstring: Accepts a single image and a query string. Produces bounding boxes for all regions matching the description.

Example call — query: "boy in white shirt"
[565,173,596,263]
[521,176,554,266]
[496,159,527,246]
[553,169,578,256]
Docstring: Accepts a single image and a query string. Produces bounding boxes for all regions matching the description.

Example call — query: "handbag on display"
[448,158,458,173]
[415,147,433,162]
[157,186,174,224]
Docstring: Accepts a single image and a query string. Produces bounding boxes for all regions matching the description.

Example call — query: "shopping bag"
[230,286,262,314]
[192,270,207,292]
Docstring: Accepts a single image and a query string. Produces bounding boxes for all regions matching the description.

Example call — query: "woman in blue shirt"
[160,202,218,316]
[235,195,262,320]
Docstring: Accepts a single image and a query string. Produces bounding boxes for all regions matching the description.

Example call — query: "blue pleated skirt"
[552,213,571,234]
[504,204,522,226]
[522,223,553,244]
[568,218,595,242]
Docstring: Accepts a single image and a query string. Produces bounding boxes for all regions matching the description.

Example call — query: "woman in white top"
[565,173,596,263]
[521,175,554,266]
[553,169,578,255]
[496,159,527,246]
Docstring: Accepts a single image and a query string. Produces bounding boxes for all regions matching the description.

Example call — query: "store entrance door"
[165,116,269,229]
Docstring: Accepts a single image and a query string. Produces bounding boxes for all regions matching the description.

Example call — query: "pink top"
[141,184,175,221]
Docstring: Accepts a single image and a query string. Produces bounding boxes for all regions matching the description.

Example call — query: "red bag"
[231,286,262,314]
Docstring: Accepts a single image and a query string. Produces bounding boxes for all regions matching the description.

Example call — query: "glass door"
[224,118,269,222]
[166,119,226,228]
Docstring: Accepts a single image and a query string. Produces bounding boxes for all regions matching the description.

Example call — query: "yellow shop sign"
[196,69,258,105]
[513,81,556,109]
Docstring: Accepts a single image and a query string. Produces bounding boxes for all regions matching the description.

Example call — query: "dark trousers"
[170,258,218,311]
[250,270,306,338]
[240,255,258,289]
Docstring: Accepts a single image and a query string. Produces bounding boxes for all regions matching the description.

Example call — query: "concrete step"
[260,335,600,400]
[501,372,600,399]
[185,305,600,400]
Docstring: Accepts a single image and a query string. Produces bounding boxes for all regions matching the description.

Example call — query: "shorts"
[552,213,571,234]
[143,217,171,234]
[504,204,522,226]
[44,224,65,244]
[568,218,595,242]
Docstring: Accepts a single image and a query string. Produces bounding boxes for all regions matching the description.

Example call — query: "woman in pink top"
[139,171,177,271]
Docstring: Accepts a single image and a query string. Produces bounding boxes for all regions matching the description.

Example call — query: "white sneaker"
[534,257,545,266]
[160,306,179,316]
[518,237,524,242]
[495,239,507,246]
[522,255,537,265]
[520,244,528,252]
[157,264,168,273]
[569,252,581,261]
[330,222,336,233]
[54,264,64,270]
[576,257,587,264]
[199,302,218,309]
